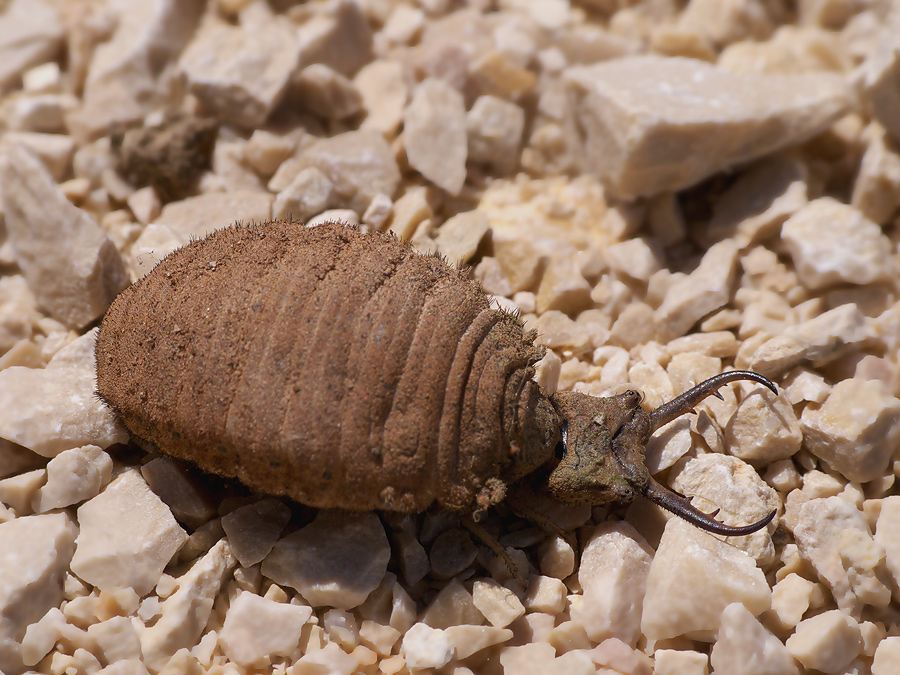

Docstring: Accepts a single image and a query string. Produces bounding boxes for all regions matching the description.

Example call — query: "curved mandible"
[641,476,777,536]
[649,370,777,433]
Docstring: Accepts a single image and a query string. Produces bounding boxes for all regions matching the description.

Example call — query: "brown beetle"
[96,220,776,536]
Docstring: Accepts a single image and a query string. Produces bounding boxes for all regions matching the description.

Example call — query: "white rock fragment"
[262,510,389,609]
[420,578,484,629]
[800,379,900,484]
[873,636,900,675]
[472,579,525,628]
[710,603,798,675]
[293,130,400,214]
[724,385,801,464]
[524,575,567,614]
[434,211,490,265]
[781,198,895,289]
[446,624,513,660]
[0,143,128,329]
[180,18,301,128]
[655,240,738,341]
[87,616,142,665]
[0,131,75,181]
[356,60,407,135]
[292,641,357,675]
[747,303,872,378]
[0,513,77,675]
[875,496,900,593]
[467,95,525,175]
[0,0,63,89]
[400,623,454,670]
[19,607,68,667]
[641,519,771,641]
[653,649,709,675]
[71,0,203,138]
[140,539,236,670]
[70,469,188,596]
[565,56,850,198]
[793,496,891,617]
[295,0,373,77]
[570,522,653,646]
[293,64,362,120]
[771,573,817,629]
[863,8,900,143]
[499,643,557,674]
[221,498,291,567]
[0,469,45,514]
[0,365,127,457]
[785,610,861,674]
[219,591,312,666]
[404,78,468,195]
[851,125,900,225]
[538,535,575,580]
[272,167,335,223]
[33,445,112,512]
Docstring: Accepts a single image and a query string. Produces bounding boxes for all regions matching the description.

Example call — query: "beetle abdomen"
[96,220,545,512]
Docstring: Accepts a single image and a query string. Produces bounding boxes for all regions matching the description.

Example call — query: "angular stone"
[875,496,900,595]
[653,649,709,675]
[710,603,798,675]
[139,458,216,530]
[785,610,861,674]
[471,579,525,629]
[0,0,63,90]
[570,522,652,646]
[655,240,738,341]
[0,365,127,457]
[781,198,896,289]
[0,143,128,329]
[272,167,335,223]
[467,95,525,175]
[295,0,373,77]
[771,573,818,629]
[800,378,900,484]
[433,211,490,266]
[180,17,301,128]
[421,578,485,629]
[0,513,77,675]
[446,625,513,660]
[524,575,567,614]
[262,510,389,609]
[641,519,771,641]
[724,385,802,464]
[851,126,900,225]
[293,64,362,120]
[747,304,872,379]
[221,499,291,568]
[0,131,75,182]
[404,78,468,195]
[293,130,400,215]
[70,469,188,596]
[356,60,407,136]
[140,539,236,670]
[794,496,891,618]
[219,591,312,666]
[873,636,900,675]
[565,55,851,198]
[75,0,203,133]
[33,445,112,512]
[862,9,900,143]
[400,623,453,670]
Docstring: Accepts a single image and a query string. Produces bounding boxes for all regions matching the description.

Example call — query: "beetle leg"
[640,475,777,536]
[461,516,527,587]
[505,491,578,551]
[649,370,778,432]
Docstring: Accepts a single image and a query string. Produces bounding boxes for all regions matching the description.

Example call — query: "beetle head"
[543,371,779,537]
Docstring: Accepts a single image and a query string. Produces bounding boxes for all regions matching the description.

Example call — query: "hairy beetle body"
[97,220,777,535]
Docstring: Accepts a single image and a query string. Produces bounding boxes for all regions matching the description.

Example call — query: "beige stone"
[33,445,112,513]
[641,519,771,641]
[565,56,850,198]
[243,130,298,178]
[874,496,900,596]
[295,0,373,77]
[710,603,798,675]
[404,78,468,195]
[324,608,359,650]
[570,521,652,646]
[537,535,575,580]
[0,131,74,182]
[0,513,77,675]
[428,528,477,580]
[467,95,525,175]
[0,0,62,90]
[786,610,861,674]
[359,620,401,656]
[801,378,900,484]
[863,8,900,143]
[356,60,407,136]
[140,457,216,530]
[294,130,400,215]
[293,64,362,120]
[262,510,389,609]
[0,469,44,514]
[655,240,738,341]
[401,623,453,669]
[852,126,900,225]
[180,17,300,128]
[536,255,593,315]
[781,198,895,289]
[771,573,817,628]
[794,496,891,617]
[445,624,513,660]
[87,616,142,666]
[70,470,188,596]
[498,643,558,675]
[653,649,709,675]
[747,304,872,379]
[221,499,291,568]
[472,579,525,628]
[724,384,802,463]
[0,143,128,329]
[873,636,900,675]
[433,211,490,266]
[219,591,312,666]
[140,539,235,669]
[523,575,567,614]
[421,578,484,629]
[272,167,335,223]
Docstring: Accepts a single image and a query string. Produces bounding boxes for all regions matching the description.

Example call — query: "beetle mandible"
[96,220,777,536]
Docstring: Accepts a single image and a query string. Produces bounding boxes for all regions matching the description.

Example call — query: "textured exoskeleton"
[96,221,776,535]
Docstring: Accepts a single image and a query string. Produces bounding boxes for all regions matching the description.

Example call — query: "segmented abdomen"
[96,221,542,511]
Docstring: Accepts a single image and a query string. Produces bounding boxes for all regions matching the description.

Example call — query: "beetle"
[96,220,777,536]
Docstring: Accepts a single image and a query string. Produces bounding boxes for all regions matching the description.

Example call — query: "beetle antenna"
[649,370,777,432]
[640,476,776,536]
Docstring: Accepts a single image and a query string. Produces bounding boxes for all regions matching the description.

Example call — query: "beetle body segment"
[96,221,558,513]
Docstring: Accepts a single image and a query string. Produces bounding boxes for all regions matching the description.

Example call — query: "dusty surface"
[1,1,900,674]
